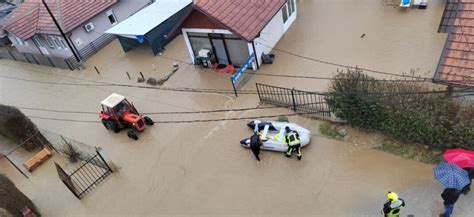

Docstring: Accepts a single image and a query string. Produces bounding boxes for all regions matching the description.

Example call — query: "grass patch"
[375,140,444,164]
[275,116,289,122]
[319,122,343,140]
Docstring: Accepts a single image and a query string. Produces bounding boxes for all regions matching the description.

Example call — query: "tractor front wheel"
[144,116,154,126]
[127,131,139,140]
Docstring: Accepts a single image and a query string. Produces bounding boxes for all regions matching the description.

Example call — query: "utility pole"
[41,0,81,62]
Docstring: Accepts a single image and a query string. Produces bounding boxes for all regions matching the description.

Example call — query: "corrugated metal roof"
[106,0,192,36]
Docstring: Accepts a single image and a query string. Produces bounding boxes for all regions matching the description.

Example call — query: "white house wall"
[69,0,152,53]
[252,1,297,66]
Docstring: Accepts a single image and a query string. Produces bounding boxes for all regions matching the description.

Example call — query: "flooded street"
[1,0,472,216]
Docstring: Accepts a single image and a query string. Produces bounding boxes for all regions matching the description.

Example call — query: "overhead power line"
[256,42,438,80]
[1,92,472,124]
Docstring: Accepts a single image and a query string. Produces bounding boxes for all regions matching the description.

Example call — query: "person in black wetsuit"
[250,133,262,161]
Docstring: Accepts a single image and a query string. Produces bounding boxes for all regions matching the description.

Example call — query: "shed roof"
[192,0,286,42]
[106,0,192,37]
[435,0,474,87]
[3,0,117,40]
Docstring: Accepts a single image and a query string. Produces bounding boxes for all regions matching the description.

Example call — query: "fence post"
[256,83,261,101]
[23,53,31,63]
[94,66,100,75]
[8,50,16,61]
[54,162,81,199]
[31,54,39,65]
[291,88,297,111]
[47,57,56,68]
[65,59,74,71]
[4,155,29,179]
[96,149,114,173]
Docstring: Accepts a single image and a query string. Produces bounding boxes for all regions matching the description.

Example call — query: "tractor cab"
[99,93,153,140]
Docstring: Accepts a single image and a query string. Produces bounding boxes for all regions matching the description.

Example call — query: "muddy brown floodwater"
[1,0,472,216]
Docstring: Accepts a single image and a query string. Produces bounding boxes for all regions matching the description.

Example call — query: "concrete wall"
[252,0,297,66]
[7,0,152,59]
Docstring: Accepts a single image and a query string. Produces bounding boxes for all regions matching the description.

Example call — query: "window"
[282,0,296,23]
[282,4,288,23]
[33,35,44,47]
[60,40,67,49]
[53,37,61,49]
[45,36,55,49]
[187,32,209,37]
[106,10,118,25]
[290,0,296,14]
[45,36,68,50]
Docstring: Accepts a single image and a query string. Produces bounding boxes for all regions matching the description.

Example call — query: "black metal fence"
[0,48,73,69]
[66,34,116,69]
[55,150,113,199]
[0,34,116,70]
[256,83,332,117]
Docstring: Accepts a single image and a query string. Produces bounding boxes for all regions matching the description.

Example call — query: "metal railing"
[66,34,116,69]
[55,149,112,199]
[256,83,332,117]
[0,47,72,69]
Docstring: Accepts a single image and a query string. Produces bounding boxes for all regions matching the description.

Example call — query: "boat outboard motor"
[249,133,261,161]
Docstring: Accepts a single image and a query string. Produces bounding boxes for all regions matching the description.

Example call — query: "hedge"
[0,105,47,151]
[0,174,41,216]
[326,70,474,149]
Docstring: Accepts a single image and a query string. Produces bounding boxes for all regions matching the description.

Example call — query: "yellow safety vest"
[383,200,404,217]
[286,132,300,146]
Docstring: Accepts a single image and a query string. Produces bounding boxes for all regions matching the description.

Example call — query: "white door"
[33,35,49,55]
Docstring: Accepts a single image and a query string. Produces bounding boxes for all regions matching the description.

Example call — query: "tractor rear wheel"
[127,130,139,140]
[104,120,120,133]
[144,116,154,126]
[101,119,108,129]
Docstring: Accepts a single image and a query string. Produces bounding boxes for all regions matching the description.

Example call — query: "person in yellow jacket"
[285,126,302,160]
[381,192,405,217]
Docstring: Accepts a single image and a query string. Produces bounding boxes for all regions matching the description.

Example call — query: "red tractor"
[99,93,154,140]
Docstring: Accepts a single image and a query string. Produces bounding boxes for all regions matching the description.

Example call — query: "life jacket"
[286,131,300,146]
[384,199,404,217]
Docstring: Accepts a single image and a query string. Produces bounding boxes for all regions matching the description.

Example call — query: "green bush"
[0,105,48,151]
[326,70,474,149]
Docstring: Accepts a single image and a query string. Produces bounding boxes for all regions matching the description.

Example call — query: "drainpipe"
[252,40,259,70]
[42,0,81,62]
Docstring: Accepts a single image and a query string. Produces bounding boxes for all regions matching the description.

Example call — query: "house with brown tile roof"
[181,0,297,69]
[2,0,152,65]
[435,0,474,87]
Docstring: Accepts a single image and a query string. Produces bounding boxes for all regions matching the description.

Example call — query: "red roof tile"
[436,0,474,87]
[193,0,286,42]
[3,0,117,40]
